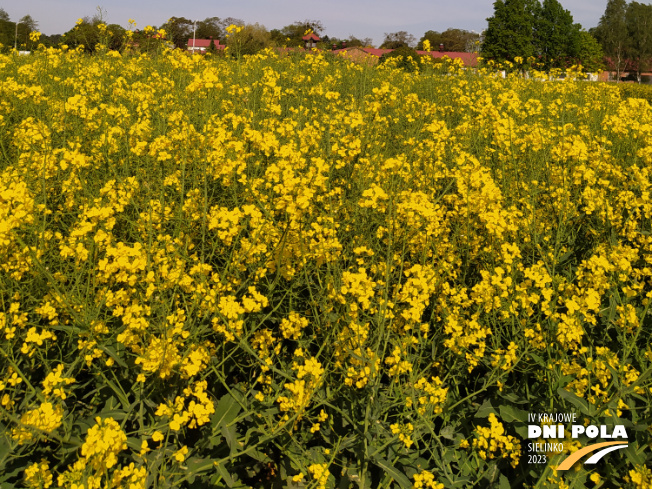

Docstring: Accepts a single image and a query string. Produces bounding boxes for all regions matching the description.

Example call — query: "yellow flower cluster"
[472,413,521,468]
[390,422,415,448]
[12,402,63,444]
[155,380,215,430]
[24,460,53,489]
[277,352,324,423]
[41,365,75,400]
[412,470,444,489]
[2,38,652,486]
[308,463,330,489]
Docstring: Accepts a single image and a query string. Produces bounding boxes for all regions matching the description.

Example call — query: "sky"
[3,0,607,46]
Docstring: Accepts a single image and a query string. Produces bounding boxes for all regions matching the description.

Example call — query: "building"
[187,38,224,54]
[302,33,320,50]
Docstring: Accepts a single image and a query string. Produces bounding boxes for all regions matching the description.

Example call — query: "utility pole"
[192,20,197,53]
[14,21,18,50]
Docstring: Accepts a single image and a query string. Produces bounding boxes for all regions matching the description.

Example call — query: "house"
[187,38,225,53]
[598,57,652,83]
[302,33,320,50]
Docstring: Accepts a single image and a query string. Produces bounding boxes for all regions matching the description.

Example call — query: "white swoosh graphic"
[584,444,628,464]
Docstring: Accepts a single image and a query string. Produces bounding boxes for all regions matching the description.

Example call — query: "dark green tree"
[0,8,13,50]
[380,31,417,49]
[196,17,223,42]
[379,45,423,71]
[535,0,580,67]
[226,23,271,56]
[481,0,540,62]
[575,30,605,72]
[418,28,481,52]
[593,0,628,80]
[271,20,324,47]
[160,17,193,49]
[625,1,652,82]
[321,35,368,49]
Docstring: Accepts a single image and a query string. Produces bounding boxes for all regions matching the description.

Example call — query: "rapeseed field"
[0,43,651,488]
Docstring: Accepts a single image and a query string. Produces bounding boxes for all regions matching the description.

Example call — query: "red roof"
[302,33,320,41]
[187,38,222,48]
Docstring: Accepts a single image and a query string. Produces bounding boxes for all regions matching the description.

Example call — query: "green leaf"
[499,474,511,489]
[99,344,128,368]
[212,393,242,430]
[624,441,646,466]
[126,436,142,451]
[557,387,591,415]
[215,462,235,487]
[527,352,546,368]
[474,398,496,418]
[440,425,455,440]
[221,423,239,455]
[186,457,217,483]
[372,456,411,489]
[499,404,528,423]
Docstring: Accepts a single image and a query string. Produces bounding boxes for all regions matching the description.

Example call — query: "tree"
[575,30,604,72]
[0,9,12,50]
[321,35,373,50]
[226,23,271,56]
[218,17,245,30]
[535,0,580,67]
[160,17,194,49]
[481,0,539,62]
[380,31,416,49]
[418,28,481,52]
[271,20,324,47]
[379,45,423,71]
[593,0,628,80]
[625,1,652,82]
[19,14,38,32]
[196,17,223,42]
[12,14,39,49]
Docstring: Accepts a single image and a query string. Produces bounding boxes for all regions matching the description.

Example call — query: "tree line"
[480,0,604,72]
[5,1,651,82]
[0,9,45,50]
[0,7,488,56]
[592,0,652,82]
[481,0,652,80]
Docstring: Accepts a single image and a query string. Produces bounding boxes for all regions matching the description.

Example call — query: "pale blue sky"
[3,0,606,46]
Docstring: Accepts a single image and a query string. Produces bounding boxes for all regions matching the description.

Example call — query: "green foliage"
[321,35,370,50]
[380,31,417,49]
[195,17,223,43]
[482,0,540,62]
[226,23,272,57]
[378,45,423,71]
[575,30,605,72]
[535,0,580,68]
[61,19,126,53]
[270,19,324,47]
[0,11,39,52]
[417,29,481,52]
[159,17,193,49]
[625,1,652,81]
[593,0,628,77]
[483,0,606,71]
